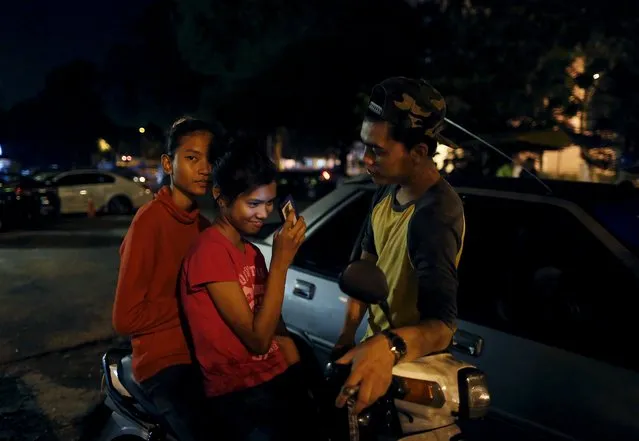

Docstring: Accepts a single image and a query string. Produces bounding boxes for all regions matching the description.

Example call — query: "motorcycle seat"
[117,355,164,421]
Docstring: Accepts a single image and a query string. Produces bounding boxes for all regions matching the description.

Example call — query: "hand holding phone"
[279,195,298,226]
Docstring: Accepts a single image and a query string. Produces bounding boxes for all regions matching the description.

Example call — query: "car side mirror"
[338,260,389,305]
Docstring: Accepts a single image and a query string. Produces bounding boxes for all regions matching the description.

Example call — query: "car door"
[92,173,116,209]
[452,188,639,441]
[281,189,374,366]
[54,173,87,213]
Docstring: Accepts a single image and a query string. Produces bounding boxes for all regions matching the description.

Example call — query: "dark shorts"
[140,364,206,441]
[207,363,324,441]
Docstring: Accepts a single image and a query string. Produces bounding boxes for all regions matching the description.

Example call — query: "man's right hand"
[271,212,306,270]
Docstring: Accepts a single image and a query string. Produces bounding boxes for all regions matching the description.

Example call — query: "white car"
[52,169,153,214]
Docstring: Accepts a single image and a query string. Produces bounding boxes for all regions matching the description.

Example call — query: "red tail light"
[15,186,22,196]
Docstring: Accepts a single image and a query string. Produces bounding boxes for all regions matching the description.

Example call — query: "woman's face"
[162,130,213,197]
[226,182,277,235]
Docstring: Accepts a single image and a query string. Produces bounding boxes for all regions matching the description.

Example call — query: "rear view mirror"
[338,260,389,305]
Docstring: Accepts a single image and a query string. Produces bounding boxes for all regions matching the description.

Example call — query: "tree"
[102,0,204,128]
[4,60,115,166]
[174,0,425,140]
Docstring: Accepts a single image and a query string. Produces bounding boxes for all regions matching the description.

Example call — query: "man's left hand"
[334,334,395,414]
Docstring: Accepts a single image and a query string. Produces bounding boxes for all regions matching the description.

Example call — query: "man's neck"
[397,166,441,205]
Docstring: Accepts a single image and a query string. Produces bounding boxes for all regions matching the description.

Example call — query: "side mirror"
[339,260,396,329]
[338,260,389,305]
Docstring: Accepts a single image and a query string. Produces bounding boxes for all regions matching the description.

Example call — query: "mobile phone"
[279,195,298,225]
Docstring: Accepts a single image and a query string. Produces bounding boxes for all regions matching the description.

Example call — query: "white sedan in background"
[51,169,153,214]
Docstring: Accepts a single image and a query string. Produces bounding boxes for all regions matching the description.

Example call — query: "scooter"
[97,260,490,441]
[323,259,491,441]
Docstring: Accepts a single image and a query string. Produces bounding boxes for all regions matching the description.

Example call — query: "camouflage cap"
[365,77,447,139]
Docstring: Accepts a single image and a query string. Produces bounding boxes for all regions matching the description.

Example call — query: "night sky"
[0,0,152,108]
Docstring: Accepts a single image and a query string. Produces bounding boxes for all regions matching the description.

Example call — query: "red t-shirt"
[180,227,289,397]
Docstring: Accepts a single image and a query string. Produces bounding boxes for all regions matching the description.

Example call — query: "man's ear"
[410,143,429,162]
[161,154,173,175]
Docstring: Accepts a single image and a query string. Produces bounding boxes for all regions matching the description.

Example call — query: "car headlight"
[457,367,490,419]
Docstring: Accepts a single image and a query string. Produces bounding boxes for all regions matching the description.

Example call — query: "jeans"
[208,363,324,441]
[140,364,205,441]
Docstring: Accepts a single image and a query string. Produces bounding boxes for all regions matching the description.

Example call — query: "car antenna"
[443,117,553,195]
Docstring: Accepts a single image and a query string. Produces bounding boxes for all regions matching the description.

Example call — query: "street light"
[593,73,600,80]
[98,138,111,153]
[139,127,146,134]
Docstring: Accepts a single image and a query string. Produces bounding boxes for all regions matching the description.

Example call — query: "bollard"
[87,198,96,218]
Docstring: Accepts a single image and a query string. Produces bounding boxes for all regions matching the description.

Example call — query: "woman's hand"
[271,212,306,270]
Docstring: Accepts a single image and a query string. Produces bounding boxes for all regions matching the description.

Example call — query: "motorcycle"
[323,259,491,441]
[97,260,490,441]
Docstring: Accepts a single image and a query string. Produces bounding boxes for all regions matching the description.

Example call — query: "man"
[333,77,466,414]
[496,152,525,177]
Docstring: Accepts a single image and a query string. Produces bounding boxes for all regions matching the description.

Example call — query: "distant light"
[98,138,111,153]
[321,170,331,180]
[80,190,88,195]
[593,73,600,80]
[139,127,146,134]
[121,155,127,161]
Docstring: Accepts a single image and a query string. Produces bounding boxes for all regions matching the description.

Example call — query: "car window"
[55,173,114,185]
[55,174,91,186]
[95,173,116,184]
[292,191,373,279]
[457,194,639,371]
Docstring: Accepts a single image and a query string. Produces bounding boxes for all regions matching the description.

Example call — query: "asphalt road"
[0,216,129,365]
[0,215,131,440]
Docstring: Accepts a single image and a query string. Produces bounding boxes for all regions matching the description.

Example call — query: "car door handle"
[452,330,484,357]
[292,280,315,300]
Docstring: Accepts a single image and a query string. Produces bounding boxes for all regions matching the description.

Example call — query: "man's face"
[227,182,276,236]
[360,120,412,185]
[162,130,213,197]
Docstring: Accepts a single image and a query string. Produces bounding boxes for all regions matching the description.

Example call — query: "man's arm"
[395,206,463,358]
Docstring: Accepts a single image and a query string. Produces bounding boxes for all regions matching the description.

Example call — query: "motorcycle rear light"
[396,377,446,408]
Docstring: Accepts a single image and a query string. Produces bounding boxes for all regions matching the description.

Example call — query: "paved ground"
[0,215,131,441]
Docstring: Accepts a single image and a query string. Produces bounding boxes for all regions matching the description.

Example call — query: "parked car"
[50,169,153,215]
[276,169,338,201]
[0,173,60,229]
[253,176,639,441]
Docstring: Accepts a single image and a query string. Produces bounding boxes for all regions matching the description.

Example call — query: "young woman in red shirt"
[180,139,322,440]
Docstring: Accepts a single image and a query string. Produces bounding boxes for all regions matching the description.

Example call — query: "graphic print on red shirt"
[180,227,289,397]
